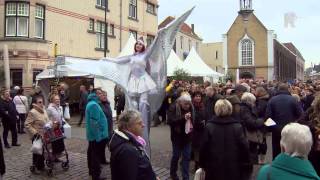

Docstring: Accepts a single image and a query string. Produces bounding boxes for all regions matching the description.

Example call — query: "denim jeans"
[170,142,191,180]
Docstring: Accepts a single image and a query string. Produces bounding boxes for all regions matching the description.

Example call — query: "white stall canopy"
[167,50,185,76]
[183,47,224,78]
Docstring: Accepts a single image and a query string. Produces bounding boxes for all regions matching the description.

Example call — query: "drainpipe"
[119,0,123,51]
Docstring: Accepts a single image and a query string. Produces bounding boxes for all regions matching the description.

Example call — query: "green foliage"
[172,68,191,81]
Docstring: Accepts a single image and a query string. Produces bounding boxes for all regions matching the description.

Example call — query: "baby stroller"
[30,122,69,176]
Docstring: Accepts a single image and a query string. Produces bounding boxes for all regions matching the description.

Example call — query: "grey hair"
[280,123,313,159]
[118,109,141,131]
[241,92,256,107]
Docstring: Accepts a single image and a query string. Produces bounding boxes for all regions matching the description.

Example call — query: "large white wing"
[146,7,195,115]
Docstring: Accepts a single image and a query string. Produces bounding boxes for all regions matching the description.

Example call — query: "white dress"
[127,53,156,95]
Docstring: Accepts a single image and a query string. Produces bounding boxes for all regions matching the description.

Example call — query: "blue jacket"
[85,93,108,142]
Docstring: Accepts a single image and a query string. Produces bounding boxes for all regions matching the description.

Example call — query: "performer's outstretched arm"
[101,55,131,64]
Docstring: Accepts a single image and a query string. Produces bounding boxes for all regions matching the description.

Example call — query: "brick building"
[223,0,304,82]
[0,0,158,88]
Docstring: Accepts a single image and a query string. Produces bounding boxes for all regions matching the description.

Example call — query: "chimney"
[191,24,194,34]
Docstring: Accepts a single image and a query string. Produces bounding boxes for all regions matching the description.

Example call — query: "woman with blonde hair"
[199,99,251,180]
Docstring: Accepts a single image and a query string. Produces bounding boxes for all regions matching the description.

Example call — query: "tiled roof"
[158,16,202,41]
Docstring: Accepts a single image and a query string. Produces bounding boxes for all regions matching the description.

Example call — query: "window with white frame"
[96,21,105,48]
[130,30,137,40]
[5,2,29,37]
[109,24,114,36]
[241,39,253,65]
[89,18,94,31]
[35,4,45,39]
[96,0,107,8]
[188,40,191,51]
[129,0,137,19]
[146,2,155,14]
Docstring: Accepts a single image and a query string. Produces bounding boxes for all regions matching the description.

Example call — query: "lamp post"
[104,0,108,57]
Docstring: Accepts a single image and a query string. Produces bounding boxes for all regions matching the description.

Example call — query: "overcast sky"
[158,0,320,68]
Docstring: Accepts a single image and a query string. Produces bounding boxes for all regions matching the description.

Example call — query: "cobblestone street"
[1,116,174,180]
[1,116,271,180]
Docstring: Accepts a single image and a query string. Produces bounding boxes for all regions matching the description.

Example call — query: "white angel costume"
[59,7,194,155]
[117,53,156,95]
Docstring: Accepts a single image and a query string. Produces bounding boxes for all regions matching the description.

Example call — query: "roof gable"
[159,16,202,41]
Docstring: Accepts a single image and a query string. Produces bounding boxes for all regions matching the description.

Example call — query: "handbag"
[64,105,71,120]
[31,136,43,155]
[194,168,205,180]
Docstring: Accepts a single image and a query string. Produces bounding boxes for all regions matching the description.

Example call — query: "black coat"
[199,116,251,180]
[79,91,88,111]
[204,94,222,121]
[0,138,5,175]
[100,101,113,137]
[0,98,19,125]
[192,104,206,149]
[240,103,265,132]
[109,130,156,180]
[302,94,315,111]
[167,102,194,147]
[266,91,303,132]
[256,95,269,119]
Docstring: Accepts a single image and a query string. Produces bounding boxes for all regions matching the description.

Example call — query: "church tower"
[239,0,253,13]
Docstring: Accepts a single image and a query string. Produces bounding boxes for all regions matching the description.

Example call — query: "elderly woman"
[25,95,49,172]
[199,99,251,180]
[167,92,194,180]
[240,92,265,164]
[257,123,320,180]
[109,110,158,180]
[46,94,65,159]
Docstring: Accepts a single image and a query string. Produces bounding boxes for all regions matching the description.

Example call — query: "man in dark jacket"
[266,83,303,159]
[203,86,222,121]
[97,89,113,165]
[302,88,315,111]
[0,89,20,148]
[114,85,125,120]
[78,85,88,126]
[167,93,194,180]
[109,110,158,180]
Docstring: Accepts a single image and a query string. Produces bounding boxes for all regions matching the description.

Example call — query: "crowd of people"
[0,78,320,180]
[161,78,320,180]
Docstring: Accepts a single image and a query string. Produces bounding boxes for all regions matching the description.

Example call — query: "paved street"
[1,115,272,180]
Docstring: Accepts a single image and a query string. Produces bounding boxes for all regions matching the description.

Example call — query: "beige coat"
[25,104,50,138]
